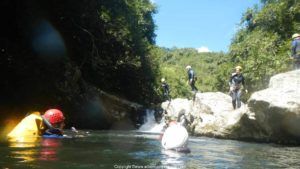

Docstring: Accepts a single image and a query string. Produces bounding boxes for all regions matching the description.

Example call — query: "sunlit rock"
[248,70,300,143]
[161,70,300,144]
[161,92,249,138]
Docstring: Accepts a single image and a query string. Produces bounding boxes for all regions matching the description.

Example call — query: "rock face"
[162,92,251,139]
[247,70,300,143]
[161,70,300,144]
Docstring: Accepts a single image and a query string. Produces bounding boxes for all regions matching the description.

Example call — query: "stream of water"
[1,111,300,169]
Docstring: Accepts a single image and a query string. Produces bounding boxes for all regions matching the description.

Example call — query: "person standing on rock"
[186,65,198,92]
[229,66,248,109]
[291,33,300,70]
[161,78,171,101]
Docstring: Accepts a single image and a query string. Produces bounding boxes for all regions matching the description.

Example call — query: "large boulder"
[248,70,300,144]
[191,92,247,137]
[161,70,300,144]
[162,92,252,139]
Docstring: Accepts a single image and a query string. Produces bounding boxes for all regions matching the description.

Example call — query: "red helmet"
[43,109,65,125]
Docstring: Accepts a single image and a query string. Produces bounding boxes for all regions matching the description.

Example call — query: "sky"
[152,0,260,52]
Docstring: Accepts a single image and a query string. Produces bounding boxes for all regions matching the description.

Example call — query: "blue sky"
[152,0,260,52]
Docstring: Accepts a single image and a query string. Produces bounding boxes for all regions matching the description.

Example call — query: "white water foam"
[138,109,165,133]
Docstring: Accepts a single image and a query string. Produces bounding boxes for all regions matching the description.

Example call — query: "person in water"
[42,109,65,136]
[291,33,300,69]
[161,78,171,101]
[7,108,65,140]
[186,65,198,92]
[229,66,248,109]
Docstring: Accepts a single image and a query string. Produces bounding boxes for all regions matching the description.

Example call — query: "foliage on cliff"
[154,0,300,99]
[151,47,227,99]
[225,0,300,92]
[0,0,159,127]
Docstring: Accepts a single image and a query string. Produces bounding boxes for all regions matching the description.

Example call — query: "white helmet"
[161,78,166,82]
[292,33,300,39]
[185,65,191,70]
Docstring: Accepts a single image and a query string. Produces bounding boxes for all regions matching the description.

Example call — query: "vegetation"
[154,0,300,100]
[151,47,228,99]
[226,0,300,92]
[0,0,159,128]
[1,0,300,128]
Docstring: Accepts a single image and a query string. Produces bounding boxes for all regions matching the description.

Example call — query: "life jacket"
[7,112,45,142]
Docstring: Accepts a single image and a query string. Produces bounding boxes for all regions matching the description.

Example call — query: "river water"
[1,129,300,169]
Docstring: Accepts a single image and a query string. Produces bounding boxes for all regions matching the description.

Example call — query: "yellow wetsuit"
[7,112,45,142]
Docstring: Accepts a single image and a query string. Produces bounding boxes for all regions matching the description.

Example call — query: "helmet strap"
[42,116,55,130]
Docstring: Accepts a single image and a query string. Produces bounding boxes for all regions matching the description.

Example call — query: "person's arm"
[229,73,235,86]
[42,117,63,136]
[189,70,195,83]
[242,75,248,93]
[44,128,63,136]
[229,73,236,91]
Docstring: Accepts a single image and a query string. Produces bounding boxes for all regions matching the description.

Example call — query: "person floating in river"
[42,109,65,136]
[291,33,300,70]
[185,65,198,92]
[229,66,248,109]
[161,78,171,101]
[7,108,66,140]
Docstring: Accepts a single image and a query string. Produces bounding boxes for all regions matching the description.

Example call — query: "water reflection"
[11,149,37,163]
[161,150,186,169]
[39,138,61,161]
[8,136,40,148]
[8,137,62,163]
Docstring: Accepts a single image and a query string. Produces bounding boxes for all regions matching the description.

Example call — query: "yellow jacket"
[7,112,45,142]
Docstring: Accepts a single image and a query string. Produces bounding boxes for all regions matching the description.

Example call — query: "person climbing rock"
[291,33,300,70]
[161,78,171,101]
[185,65,198,92]
[229,66,248,109]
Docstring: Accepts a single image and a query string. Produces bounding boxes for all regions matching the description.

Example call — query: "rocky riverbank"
[161,70,300,144]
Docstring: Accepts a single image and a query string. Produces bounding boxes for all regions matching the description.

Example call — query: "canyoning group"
[158,32,300,152]
[4,33,300,154]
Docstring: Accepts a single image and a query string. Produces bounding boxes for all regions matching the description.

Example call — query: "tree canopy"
[152,0,300,100]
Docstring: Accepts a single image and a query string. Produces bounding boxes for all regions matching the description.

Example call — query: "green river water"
[1,130,300,169]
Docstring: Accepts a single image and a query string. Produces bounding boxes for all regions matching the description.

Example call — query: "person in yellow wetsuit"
[7,109,65,140]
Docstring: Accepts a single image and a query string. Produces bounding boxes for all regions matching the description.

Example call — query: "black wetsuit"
[42,117,63,136]
[161,82,170,101]
[229,73,245,109]
[43,128,63,136]
[187,69,198,91]
[291,38,300,69]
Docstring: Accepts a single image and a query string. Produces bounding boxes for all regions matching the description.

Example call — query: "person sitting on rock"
[229,66,248,109]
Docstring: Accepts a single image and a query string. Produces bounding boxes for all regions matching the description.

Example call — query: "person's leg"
[232,91,237,109]
[236,89,242,108]
[191,80,198,91]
